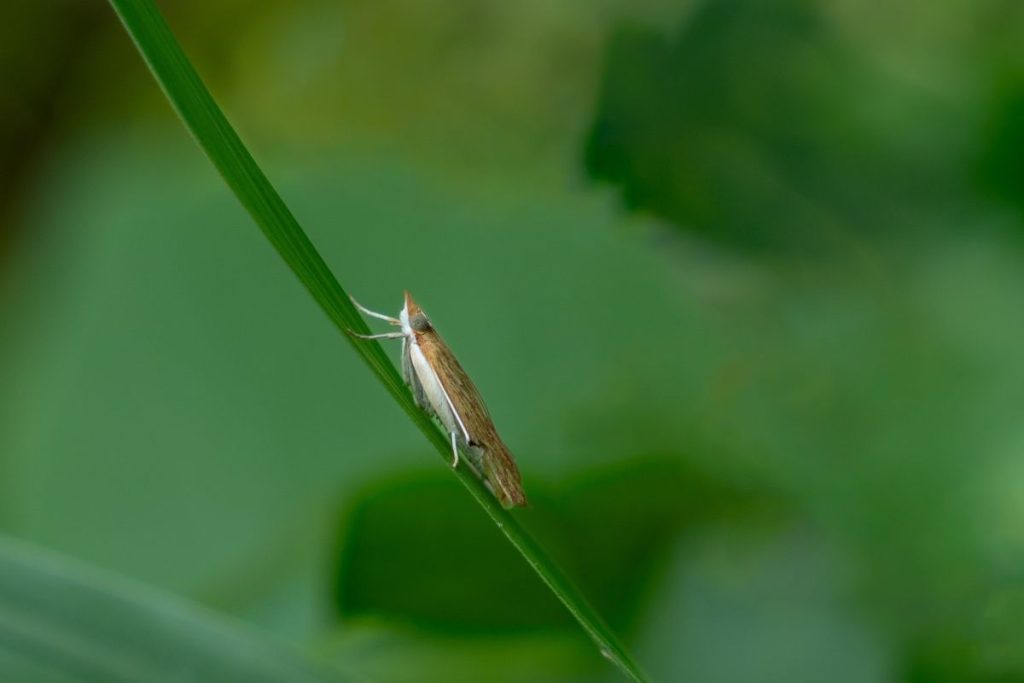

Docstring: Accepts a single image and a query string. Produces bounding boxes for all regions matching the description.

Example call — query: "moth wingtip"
[484,442,528,509]
[504,492,529,509]
[495,473,528,509]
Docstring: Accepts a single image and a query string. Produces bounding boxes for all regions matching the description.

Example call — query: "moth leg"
[347,330,405,340]
[349,295,401,325]
[449,432,460,468]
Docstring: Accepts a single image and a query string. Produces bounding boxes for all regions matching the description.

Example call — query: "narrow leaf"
[106,1,648,680]
[0,536,353,682]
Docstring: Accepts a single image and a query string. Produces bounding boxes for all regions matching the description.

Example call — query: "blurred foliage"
[979,72,1024,222]
[2,0,1024,681]
[0,536,351,682]
[334,458,785,633]
[586,0,1024,252]
[0,1,104,241]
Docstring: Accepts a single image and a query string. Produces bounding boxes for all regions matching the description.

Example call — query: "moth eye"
[410,313,431,332]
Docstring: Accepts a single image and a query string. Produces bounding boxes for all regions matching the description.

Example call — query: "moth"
[349,291,528,508]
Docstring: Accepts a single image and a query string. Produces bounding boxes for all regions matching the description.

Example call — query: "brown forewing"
[415,326,527,508]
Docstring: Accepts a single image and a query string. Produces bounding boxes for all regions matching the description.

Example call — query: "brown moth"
[349,291,527,508]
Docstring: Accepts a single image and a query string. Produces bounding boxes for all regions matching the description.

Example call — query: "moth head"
[402,290,432,332]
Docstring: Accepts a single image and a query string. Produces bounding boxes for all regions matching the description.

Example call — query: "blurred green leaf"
[0,535,353,683]
[325,625,598,683]
[334,458,786,633]
[978,72,1024,224]
[106,0,647,679]
[336,474,568,632]
[585,0,975,252]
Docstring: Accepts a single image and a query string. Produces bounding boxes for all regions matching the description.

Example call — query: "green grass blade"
[0,535,355,682]
[107,1,649,680]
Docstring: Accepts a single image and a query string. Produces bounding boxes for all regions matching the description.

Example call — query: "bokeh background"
[2,1,1024,681]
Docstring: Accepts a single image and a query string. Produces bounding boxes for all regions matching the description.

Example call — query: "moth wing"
[479,440,528,508]
[418,329,527,508]
[415,330,493,436]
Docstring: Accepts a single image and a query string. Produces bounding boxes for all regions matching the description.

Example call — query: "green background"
[2,0,1023,681]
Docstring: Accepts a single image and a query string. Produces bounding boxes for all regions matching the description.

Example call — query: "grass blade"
[106,1,648,680]
[0,535,354,682]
